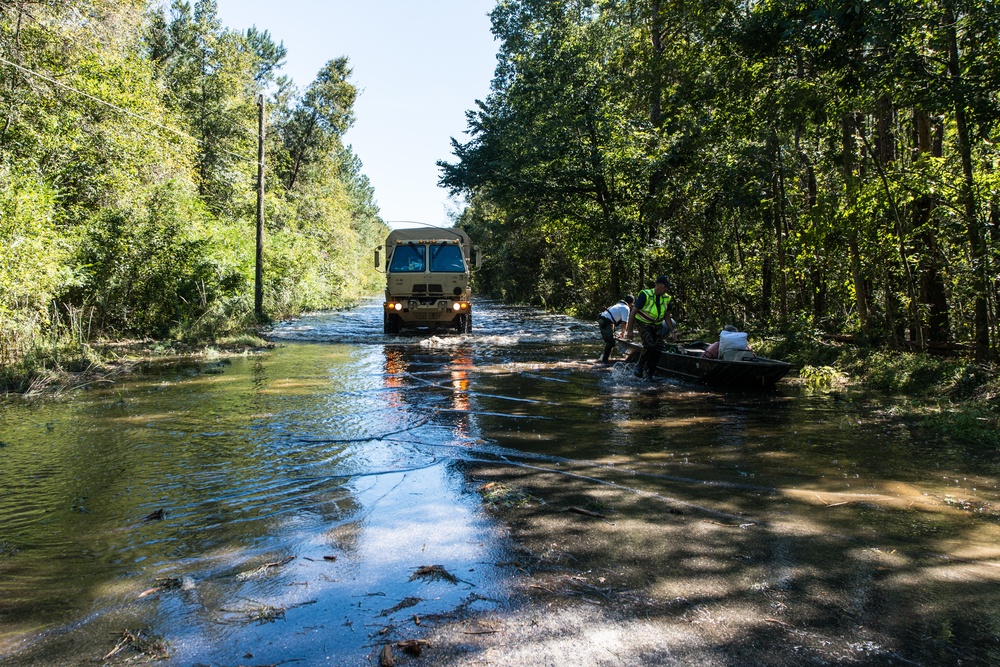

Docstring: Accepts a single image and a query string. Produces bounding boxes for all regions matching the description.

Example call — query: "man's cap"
[723,324,738,332]
[624,294,635,304]
[655,275,672,287]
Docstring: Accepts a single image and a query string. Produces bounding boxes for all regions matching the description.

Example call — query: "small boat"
[615,339,792,389]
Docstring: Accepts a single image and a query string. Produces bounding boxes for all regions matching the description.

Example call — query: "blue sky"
[214,0,498,228]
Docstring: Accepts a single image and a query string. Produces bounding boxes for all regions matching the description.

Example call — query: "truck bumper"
[384,299,471,324]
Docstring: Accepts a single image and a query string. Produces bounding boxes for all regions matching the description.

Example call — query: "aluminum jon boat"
[615,339,792,389]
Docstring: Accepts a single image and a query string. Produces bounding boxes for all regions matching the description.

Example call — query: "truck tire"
[465,313,472,333]
[384,313,402,334]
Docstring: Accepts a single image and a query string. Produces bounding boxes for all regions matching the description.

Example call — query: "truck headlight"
[452,302,461,311]
[392,302,402,311]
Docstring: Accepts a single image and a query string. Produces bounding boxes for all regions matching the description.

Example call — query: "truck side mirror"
[374,248,381,271]
[472,245,482,270]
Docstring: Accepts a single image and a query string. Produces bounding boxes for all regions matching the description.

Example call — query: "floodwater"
[1,299,999,666]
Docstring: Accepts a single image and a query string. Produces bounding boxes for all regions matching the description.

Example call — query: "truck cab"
[376,227,480,334]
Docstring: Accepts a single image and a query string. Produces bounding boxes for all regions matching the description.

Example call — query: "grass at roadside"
[754,333,1000,448]
[0,333,272,396]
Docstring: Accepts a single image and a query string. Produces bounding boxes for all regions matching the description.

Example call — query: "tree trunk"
[864,99,914,346]
[842,113,869,335]
[770,133,788,326]
[287,111,318,191]
[944,2,990,360]
[913,110,950,343]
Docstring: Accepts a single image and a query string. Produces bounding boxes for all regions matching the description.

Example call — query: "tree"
[281,57,356,192]
[152,0,258,216]
[443,0,1000,356]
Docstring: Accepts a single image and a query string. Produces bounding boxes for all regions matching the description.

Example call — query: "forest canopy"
[0,0,385,369]
[441,0,1000,360]
[4,0,998,369]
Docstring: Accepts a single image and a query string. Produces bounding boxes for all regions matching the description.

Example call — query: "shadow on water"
[1,298,999,665]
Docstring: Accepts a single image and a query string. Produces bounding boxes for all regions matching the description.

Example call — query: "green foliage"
[842,350,984,398]
[752,325,844,369]
[442,0,1000,360]
[799,365,846,389]
[926,407,1000,449]
[0,1,387,385]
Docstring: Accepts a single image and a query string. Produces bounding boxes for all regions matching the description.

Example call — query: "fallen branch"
[381,596,422,616]
[138,577,182,598]
[706,521,756,529]
[565,506,609,519]
[236,556,295,581]
[410,564,459,584]
[102,629,167,661]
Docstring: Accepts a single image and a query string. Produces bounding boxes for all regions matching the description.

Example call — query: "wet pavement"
[1,299,999,666]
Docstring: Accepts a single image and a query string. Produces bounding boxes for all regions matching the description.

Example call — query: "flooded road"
[1,299,999,666]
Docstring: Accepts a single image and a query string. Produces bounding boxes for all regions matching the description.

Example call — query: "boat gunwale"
[614,339,792,388]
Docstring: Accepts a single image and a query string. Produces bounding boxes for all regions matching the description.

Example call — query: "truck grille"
[428,284,444,293]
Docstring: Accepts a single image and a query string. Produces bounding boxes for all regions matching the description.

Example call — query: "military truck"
[375,227,480,334]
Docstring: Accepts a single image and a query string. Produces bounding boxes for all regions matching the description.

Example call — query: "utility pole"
[255,94,265,321]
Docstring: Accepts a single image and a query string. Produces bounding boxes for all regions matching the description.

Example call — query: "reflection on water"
[1,299,999,665]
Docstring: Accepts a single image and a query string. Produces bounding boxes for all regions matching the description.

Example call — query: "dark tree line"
[441,0,1000,360]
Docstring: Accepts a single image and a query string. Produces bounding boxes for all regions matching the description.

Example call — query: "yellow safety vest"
[635,288,671,325]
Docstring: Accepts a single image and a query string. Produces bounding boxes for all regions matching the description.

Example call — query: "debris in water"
[138,577,182,598]
[247,605,286,624]
[381,596,422,616]
[410,564,458,584]
[219,603,287,625]
[479,481,536,509]
[142,508,166,522]
[236,555,295,581]
[103,628,168,661]
[379,643,394,666]
[397,639,430,656]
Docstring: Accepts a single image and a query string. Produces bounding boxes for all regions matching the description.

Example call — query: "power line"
[0,55,259,164]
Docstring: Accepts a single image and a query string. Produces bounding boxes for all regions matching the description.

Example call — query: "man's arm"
[626,292,647,339]
[625,308,638,339]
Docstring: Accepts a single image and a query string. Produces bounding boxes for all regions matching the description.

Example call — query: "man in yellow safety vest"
[625,275,674,380]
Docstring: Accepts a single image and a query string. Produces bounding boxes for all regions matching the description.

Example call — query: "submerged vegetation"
[1,1,385,391]
[754,332,1000,446]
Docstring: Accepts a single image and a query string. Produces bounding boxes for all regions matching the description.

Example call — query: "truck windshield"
[388,245,425,273]
[429,244,466,272]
